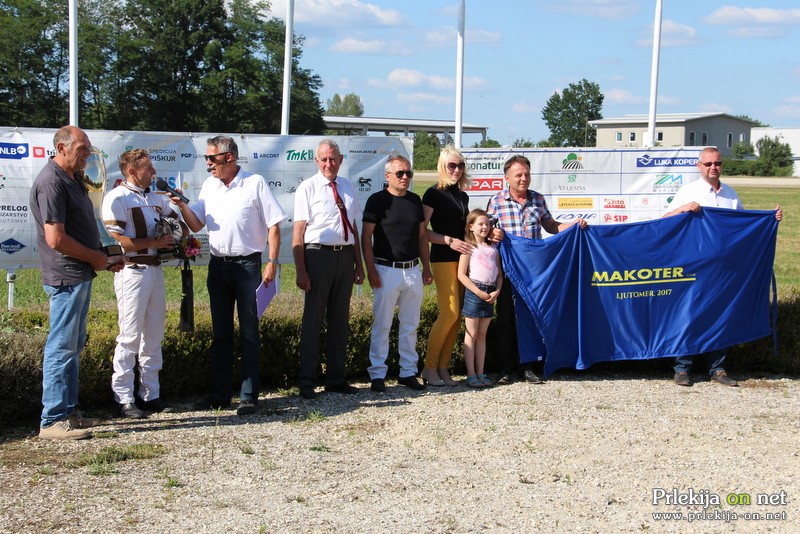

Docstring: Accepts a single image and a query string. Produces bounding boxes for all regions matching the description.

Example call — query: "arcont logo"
[0,143,29,160]
[562,153,584,170]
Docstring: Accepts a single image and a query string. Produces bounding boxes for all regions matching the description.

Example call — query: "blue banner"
[500,208,779,376]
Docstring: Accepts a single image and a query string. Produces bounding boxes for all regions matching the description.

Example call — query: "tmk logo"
[286,149,314,162]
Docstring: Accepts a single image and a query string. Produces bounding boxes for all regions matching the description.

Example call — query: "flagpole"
[645,0,663,148]
[280,0,295,136]
[68,0,78,126]
[454,0,465,148]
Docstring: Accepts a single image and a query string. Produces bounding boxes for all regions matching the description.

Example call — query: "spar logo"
[470,178,504,191]
[562,153,584,170]
[0,143,29,160]
[637,154,698,167]
[0,238,25,254]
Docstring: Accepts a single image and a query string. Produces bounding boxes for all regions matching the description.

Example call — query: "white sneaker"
[38,419,92,440]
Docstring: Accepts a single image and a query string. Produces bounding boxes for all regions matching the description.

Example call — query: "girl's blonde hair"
[464,208,489,246]
[435,145,471,190]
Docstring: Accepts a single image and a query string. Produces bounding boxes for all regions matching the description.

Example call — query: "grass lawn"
[2,184,797,312]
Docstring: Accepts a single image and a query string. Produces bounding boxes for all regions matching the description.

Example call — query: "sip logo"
[0,143,29,160]
[603,214,628,223]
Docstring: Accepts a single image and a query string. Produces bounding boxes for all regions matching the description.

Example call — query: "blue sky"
[269,1,800,146]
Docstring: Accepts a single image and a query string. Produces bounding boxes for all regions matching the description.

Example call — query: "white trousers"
[112,265,166,403]
[368,264,423,380]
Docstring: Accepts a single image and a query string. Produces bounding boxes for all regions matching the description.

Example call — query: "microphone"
[155,179,189,204]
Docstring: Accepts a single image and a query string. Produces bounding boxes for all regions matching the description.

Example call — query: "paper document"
[256,281,277,318]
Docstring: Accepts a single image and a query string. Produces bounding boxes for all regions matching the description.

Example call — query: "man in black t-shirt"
[361,155,433,392]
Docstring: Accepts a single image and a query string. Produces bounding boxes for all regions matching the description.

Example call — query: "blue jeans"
[41,280,93,428]
[207,255,262,404]
[674,348,727,375]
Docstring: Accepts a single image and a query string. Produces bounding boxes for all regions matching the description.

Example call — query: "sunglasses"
[203,152,230,162]
[390,170,414,179]
[699,161,723,168]
[446,162,466,171]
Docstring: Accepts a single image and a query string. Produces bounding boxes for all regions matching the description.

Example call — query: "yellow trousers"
[424,262,464,369]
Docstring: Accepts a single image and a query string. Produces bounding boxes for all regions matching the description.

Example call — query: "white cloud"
[704,7,800,26]
[425,27,502,47]
[773,104,800,120]
[636,20,698,47]
[387,68,428,87]
[605,88,646,105]
[787,96,800,104]
[270,0,406,28]
[330,37,413,55]
[397,92,453,105]
[702,7,800,38]
[370,69,488,92]
[699,103,734,114]
[657,95,681,106]
[512,102,538,114]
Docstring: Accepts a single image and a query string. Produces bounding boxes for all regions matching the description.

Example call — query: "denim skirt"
[461,281,496,319]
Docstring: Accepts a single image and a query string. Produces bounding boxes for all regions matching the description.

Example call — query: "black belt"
[306,243,352,251]
[211,252,261,262]
[375,258,419,269]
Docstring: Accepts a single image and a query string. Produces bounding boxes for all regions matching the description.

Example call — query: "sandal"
[466,375,483,388]
[479,374,495,387]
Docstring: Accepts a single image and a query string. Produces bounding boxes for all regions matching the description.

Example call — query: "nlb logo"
[637,154,698,167]
[603,214,628,223]
[470,178,504,191]
[0,143,29,160]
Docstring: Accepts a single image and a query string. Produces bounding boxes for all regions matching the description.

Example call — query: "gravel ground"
[1,374,798,533]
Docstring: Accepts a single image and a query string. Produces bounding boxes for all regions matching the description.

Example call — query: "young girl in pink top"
[458,209,503,388]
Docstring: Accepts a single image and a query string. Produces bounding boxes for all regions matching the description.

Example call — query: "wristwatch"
[446,236,454,245]
[265,258,280,265]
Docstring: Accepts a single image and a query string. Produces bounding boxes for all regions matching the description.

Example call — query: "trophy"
[83,147,123,257]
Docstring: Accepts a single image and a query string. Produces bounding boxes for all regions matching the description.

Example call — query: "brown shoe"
[674,372,691,386]
[67,412,99,429]
[710,370,739,387]
[39,420,92,440]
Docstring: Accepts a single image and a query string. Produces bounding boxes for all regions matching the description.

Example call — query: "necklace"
[444,185,468,218]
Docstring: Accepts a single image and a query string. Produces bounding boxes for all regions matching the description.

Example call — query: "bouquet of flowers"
[175,235,202,262]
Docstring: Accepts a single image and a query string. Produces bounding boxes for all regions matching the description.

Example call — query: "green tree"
[541,78,604,147]
[736,115,769,128]
[512,138,535,148]
[326,93,364,116]
[413,131,441,170]
[730,142,755,159]
[0,0,69,126]
[472,138,501,148]
[755,136,794,176]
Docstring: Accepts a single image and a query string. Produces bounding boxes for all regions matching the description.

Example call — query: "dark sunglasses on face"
[447,162,466,171]
[700,161,723,168]
[390,170,414,179]
[203,152,230,162]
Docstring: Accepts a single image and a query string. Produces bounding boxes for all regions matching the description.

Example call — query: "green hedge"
[2,293,799,427]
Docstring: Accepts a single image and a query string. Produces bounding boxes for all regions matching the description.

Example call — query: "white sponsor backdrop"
[0,128,413,271]
[461,147,702,229]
